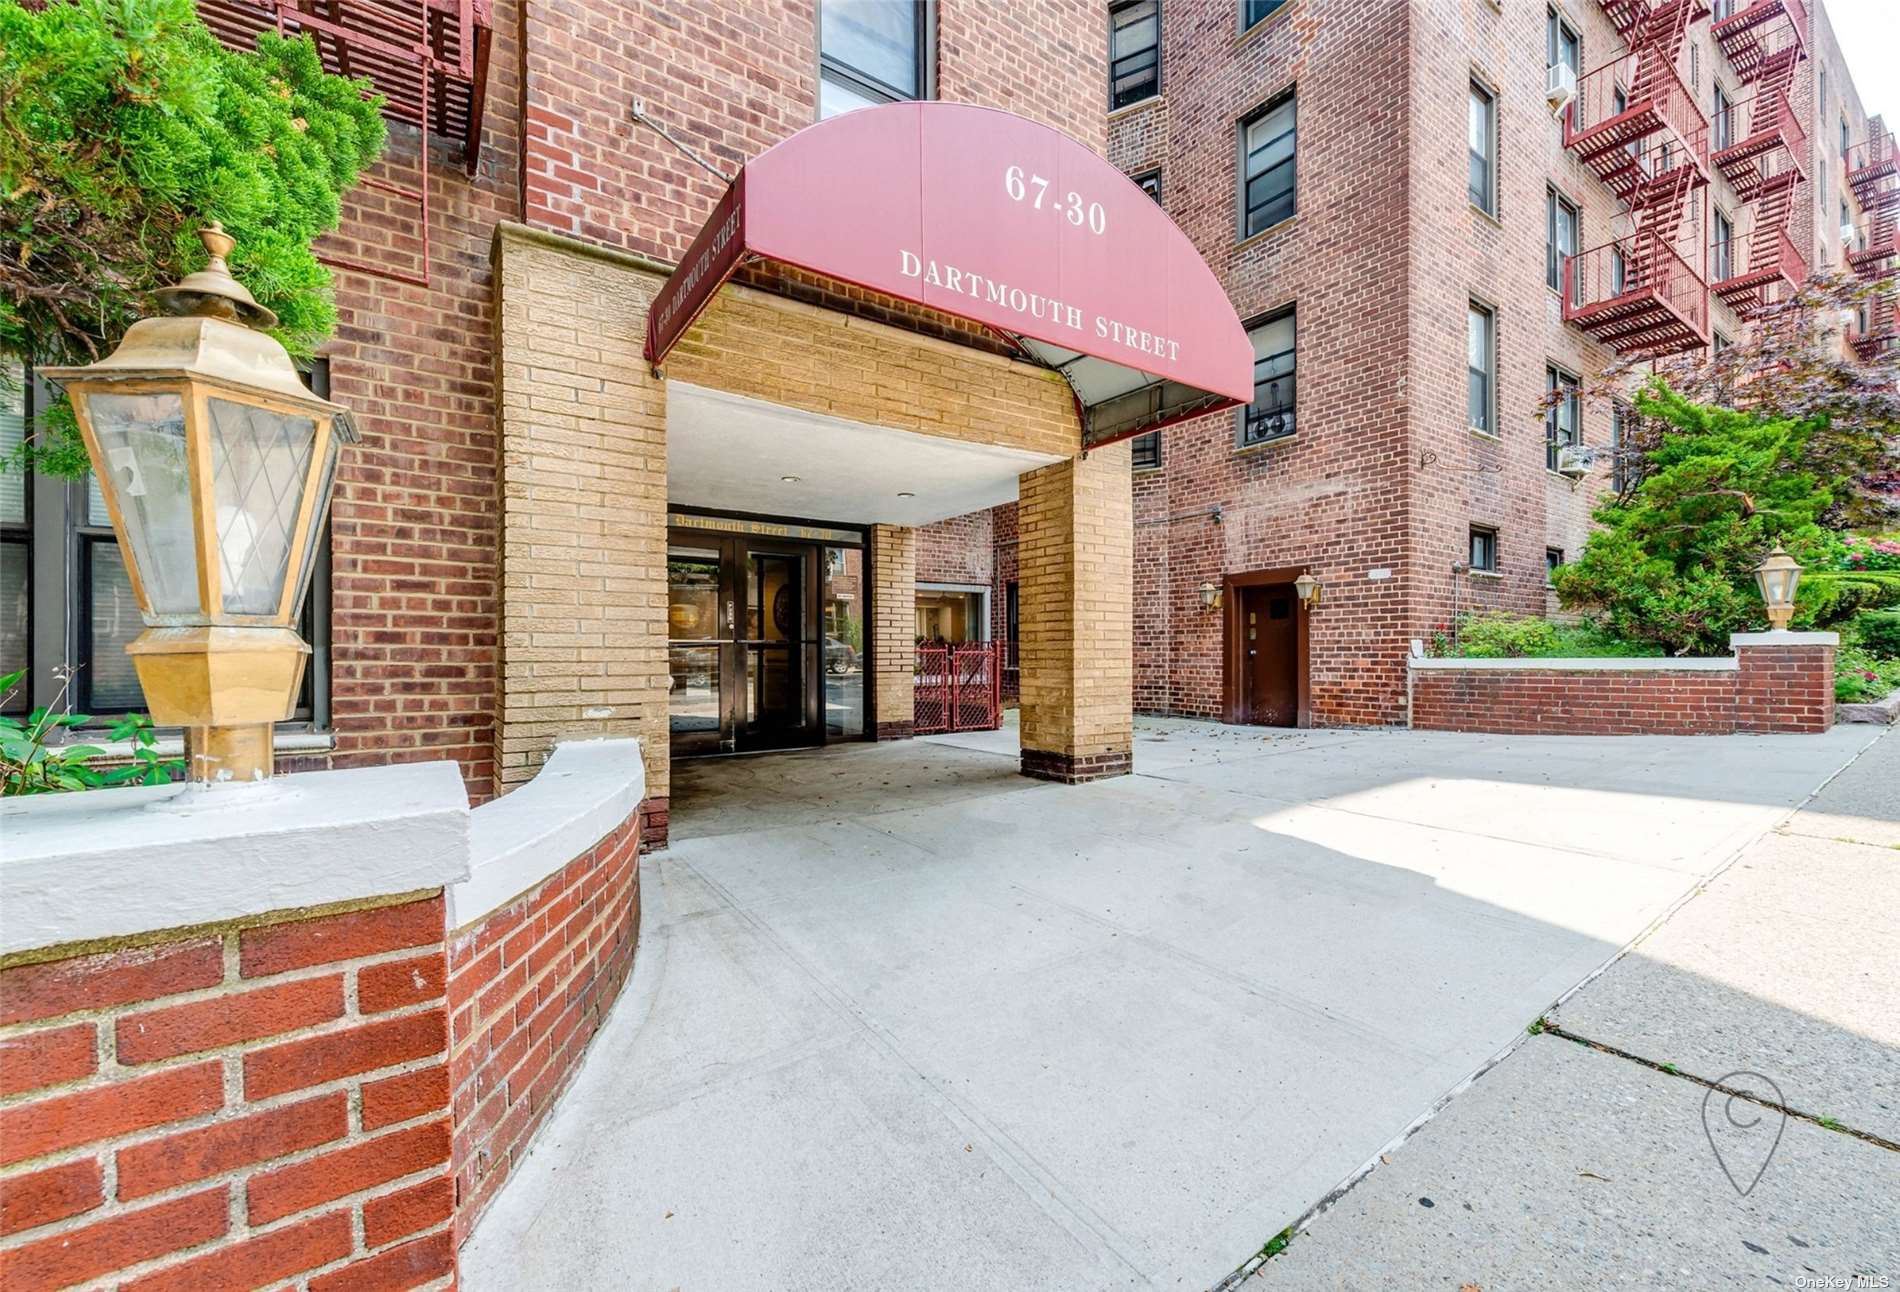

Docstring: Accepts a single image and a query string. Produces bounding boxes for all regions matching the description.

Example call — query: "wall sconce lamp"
[42,225,355,785]
[1294,571,1322,608]
[1199,580,1222,611]
[1753,544,1802,631]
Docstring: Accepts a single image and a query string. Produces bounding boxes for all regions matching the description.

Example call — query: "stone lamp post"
[42,225,356,784]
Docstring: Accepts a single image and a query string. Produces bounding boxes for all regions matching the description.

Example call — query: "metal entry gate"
[914,643,1002,734]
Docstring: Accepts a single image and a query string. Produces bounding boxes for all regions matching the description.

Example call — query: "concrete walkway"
[1257,728,1900,1288]
[461,718,1879,1291]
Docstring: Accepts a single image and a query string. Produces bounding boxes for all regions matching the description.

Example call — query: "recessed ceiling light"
[780,474,801,483]
[897,491,915,498]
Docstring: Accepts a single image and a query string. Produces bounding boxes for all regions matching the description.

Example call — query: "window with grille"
[1131,433,1161,470]
[1239,307,1296,447]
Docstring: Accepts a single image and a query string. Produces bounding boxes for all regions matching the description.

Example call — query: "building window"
[1841,115,1850,156]
[1004,581,1019,670]
[1109,0,1160,110]
[1134,169,1162,202]
[1610,401,1632,493]
[1714,330,1731,355]
[1547,8,1580,74]
[1546,365,1581,471]
[0,357,330,726]
[1545,547,1564,585]
[818,0,927,118]
[1712,0,1734,19]
[1468,301,1496,435]
[1238,307,1296,446]
[1546,186,1579,296]
[1713,207,1734,281]
[1131,432,1162,470]
[1241,0,1286,30]
[1469,526,1499,575]
[1713,83,1731,152]
[1240,90,1297,237]
[1468,80,1497,215]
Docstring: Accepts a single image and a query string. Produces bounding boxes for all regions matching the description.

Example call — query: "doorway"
[668,517,867,756]
[1222,570,1309,728]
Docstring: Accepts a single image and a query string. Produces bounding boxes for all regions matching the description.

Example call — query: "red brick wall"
[313,0,524,802]
[0,895,455,1292]
[1734,643,1836,734]
[917,509,995,587]
[1411,645,1836,736]
[446,810,642,1242]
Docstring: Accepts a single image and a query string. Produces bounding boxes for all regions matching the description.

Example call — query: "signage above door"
[644,102,1254,448]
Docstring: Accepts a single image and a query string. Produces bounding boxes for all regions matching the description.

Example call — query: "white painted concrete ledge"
[451,739,645,931]
[0,761,472,958]
[1730,630,1839,646]
[1409,656,1738,672]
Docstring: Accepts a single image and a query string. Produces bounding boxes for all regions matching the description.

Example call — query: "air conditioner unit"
[1555,445,1592,480]
[1841,222,1858,248]
[1546,63,1577,114]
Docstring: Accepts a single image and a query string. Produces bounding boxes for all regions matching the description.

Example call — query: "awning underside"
[1013,338,1239,446]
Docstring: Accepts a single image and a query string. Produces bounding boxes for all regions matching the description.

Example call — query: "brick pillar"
[1017,445,1133,782]
[870,524,916,740]
[493,224,671,843]
[1732,631,1837,733]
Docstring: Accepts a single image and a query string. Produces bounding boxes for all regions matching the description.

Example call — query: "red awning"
[645,103,1253,448]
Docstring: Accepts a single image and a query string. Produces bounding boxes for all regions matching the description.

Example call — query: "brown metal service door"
[1239,584,1299,727]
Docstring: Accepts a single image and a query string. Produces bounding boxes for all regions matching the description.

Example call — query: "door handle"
[1248,649,1256,657]
[726,599,734,632]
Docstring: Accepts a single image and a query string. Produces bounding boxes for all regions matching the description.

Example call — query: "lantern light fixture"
[1199,580,1222,611]
[42,224,356,785]
[1753,544,1802,631]
[1294,571,1322,608]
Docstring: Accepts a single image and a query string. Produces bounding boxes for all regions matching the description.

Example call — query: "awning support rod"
[631,97,734,184]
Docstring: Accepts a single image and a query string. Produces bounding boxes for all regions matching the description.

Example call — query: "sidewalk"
[1251,729,1900,1289]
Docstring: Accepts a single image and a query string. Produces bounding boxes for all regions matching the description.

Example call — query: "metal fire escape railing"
[196,1,495,288]
[1563,0,1712,359]
[1708,0,1809,321]
[1846,130,1899,359]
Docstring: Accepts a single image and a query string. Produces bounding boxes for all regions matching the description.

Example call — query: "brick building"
[1,0,1891,821]
[920,0,1892,729]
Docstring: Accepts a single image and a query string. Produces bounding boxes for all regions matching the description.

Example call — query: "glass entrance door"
[668,530,826,755]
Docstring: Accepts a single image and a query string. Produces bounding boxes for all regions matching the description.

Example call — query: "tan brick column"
[1018,443,1133,781]
[869,524,916,739]
[493,224,671,837]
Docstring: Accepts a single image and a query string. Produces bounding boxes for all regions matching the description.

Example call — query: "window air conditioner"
[1555,445,1592,480]
[1546,64,1577,115]
[1841,222,1858,248]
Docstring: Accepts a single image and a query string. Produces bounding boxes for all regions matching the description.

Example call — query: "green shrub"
[1858,610,1900,659]
[1835,645,1900,704]
[1452,612,1559,658]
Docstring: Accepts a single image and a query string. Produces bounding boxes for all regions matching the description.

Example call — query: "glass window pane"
[820,71,886,118]
[0,363,23,525]
[208,398,317,616]
[1,539,26,711]
[823,546,864,738]
[669,546,721,639]
[1110,0,1159,108]
[84,391,198,615]
[1467,306,1492,432]
[1243,96,1296,234]
[669,645,721,735]
[821,0,919,98]
[1243,0,1286,28]
[1244,310,1296,444]
[88,541,146,712]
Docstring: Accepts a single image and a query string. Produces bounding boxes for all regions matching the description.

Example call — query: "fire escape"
[1846,129,1898,361]
[195,1,495,287]
[1563,1,1712,359]
[1708,0,1808,320]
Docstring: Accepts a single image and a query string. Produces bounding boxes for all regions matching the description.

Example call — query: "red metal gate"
[914,643,1002,734]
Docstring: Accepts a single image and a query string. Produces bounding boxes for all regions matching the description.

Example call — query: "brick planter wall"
[446,809,642,1241]
[1409,634,1837,736]
[0,894,456,1292]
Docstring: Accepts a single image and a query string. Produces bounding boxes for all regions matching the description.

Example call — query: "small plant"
[1815,1115,1845,1133]
[0,668,183,794]
[1527,1018,1547,1036]
[1258,1226,1294,1261]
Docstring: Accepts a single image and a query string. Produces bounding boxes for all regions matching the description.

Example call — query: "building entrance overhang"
[644,102,1253,449]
